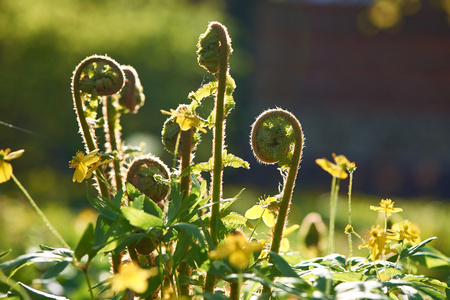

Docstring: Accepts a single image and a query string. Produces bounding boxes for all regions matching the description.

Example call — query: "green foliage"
[1,20,449,300]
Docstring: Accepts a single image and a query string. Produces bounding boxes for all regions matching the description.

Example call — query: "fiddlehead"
[251,108,304,296]
[72,55,125,197]
[118,65,145,114]
[251,108,304,253]
[197,21,233,294]
[197,21,232,246]
[126,155,171,206]
[104,65,145,191]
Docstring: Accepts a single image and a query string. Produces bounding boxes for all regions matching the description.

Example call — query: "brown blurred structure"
[245,0,450,197]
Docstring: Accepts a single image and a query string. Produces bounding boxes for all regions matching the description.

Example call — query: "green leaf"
[87,189,120,221]
[188,81,217,107]
[173,223,206,248]
[0,250,73,278]
[125,181,141,201]
[221,212,247,228]
[335,281,388,300]
[269,251,299,278]
[12,282,68,300]
[142,196,164,219]
[74,222,95,261]
[181,151,249,177]
[121,206,164,229]
[200,291,229,300]
[409,247,450,269]
[396,237,437,261]
[167,182,183,224]
[0,250,10,260]
[41,261,71,280]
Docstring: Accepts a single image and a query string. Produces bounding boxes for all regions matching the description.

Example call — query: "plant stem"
[11,174,70,250]
[347,171,354,270]
[210,22,229,248]
[105,96,123,192]
[230,272,243,300]
[82,266,95,300]
[205,22,230,294]
[179,129,194,296]
[179,129,193,199]
[328,177,340,254]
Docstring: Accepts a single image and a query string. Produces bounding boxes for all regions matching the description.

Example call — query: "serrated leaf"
[221,212,248,227]
[121,206,164,229]
[182,151,249,177]
[222,151,250,169]
[189,81,217,105]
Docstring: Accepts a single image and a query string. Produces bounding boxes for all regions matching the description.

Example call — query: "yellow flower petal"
[280,237,290,253]
[111,263,157,294]
[228,249,250,269]
[73,164,88,183]
[245,205,264,220]
[283,224,300,237]
[262,210,275,228]
[4,149,25,161]
[315,158,348,179]
[0,161,13,184]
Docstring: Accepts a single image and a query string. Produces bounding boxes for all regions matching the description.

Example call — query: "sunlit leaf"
[12,282,68,300]
[74,222,95,261]
[121,206,164,229]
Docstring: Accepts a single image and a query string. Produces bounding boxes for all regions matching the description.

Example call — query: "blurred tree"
[0,0,237,202]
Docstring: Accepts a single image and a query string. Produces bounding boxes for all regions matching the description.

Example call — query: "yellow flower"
[209,232,263,269]
[359,225,398,261]
[0,148,24,183]
[161,105,207,133]
[315,153,355,179]
[69,150,100,183]
[370,199,403,217]
[110,263,158,294]
[244,196,279,228]
[392,220,420,245]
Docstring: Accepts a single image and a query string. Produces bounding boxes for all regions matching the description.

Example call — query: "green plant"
[1,22,449,300]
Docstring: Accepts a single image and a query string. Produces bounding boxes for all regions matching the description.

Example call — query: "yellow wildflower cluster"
[360,199,421,261]
[209,232,263,269]
[359,225,398,261]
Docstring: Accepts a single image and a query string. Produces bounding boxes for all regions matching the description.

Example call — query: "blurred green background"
[1,0,449,297]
